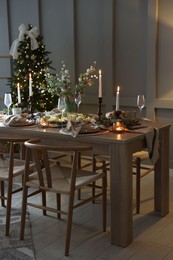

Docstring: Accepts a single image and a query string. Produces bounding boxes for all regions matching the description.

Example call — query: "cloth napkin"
[59,121,82,138]
[105,111,159,164]
[133,126,159,164]
[3,114,32,126]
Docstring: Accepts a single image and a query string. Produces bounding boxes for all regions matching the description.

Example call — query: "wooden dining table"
[0,121,170,247]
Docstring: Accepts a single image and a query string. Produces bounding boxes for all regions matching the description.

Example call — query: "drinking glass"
[137,95,145,114]
[4,93,12,115]
[58,97,66,116]
[75,92,81,113]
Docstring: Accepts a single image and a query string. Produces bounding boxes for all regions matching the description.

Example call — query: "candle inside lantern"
[114,120,125,133]
[39,117,49,128]
[17,83,21,103]
[98,70,102,98]
[115,86,120,111]
[29,73,33,97]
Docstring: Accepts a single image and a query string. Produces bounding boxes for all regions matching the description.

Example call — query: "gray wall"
[0,0,173,167]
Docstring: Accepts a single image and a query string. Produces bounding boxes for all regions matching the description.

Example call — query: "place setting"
[38,111,107,137]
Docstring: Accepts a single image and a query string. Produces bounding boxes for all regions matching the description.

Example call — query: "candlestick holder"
[97,97,103,119]
[114,110,122,119]
[28,95,35,120]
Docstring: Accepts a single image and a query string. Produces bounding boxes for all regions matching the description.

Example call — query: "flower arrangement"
[44,61,97,98]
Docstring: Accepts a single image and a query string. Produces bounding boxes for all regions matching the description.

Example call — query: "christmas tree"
[9,23,57,112]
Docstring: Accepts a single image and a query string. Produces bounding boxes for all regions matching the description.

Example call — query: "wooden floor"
[29,165,173,260]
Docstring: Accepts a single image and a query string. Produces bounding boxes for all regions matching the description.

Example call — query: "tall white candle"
[17,83,21,103]
[98,69,102,98]
[116,86,120,111]
[29,73,33,97]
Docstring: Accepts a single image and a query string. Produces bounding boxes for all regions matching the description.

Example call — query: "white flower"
[44,61,97,97]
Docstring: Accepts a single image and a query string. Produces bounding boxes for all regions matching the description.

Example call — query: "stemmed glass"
[58,97,66,116]
[137,95,145,114]
[4,93,12,115]
[75,92,81,113]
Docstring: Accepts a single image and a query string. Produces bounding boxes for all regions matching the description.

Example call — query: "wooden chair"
[20,139,107,256]
[0,137,35,236]
[79,150,154,214]
[132,151,154,213]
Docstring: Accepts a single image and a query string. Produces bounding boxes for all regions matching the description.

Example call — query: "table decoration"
[115,86,120,111]
[44,61,97,114]
[105,110,141,129]
[113,119,125,133]
[29,73,33,97]
[97,97,103,119]
[39,117,49,128]
[74,113,97,124]
[95,116,112,129]
[47,112,99,137]
[59,120,82,137]
[41,113,67,128]
[98,70,102,98]
[97,69,103,118]
[17,83,21,103]
[67,112,77,122]
[41,112,97,128]
[3,114,34,127]
[28,95,35,119]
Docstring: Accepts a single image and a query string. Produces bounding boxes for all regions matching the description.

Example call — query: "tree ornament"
[30,54,35,61]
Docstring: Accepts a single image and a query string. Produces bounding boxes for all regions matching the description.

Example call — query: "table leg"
[110,142,133,246]
[155,126,170,216]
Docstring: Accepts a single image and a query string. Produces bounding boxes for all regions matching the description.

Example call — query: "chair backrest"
[24,139,93,189]
[0,137,31,175]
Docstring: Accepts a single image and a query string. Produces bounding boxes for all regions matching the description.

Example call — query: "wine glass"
[75,92,81,113]
[58,97,66,116]
[137,95,145,114]
[4,93,12,115]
